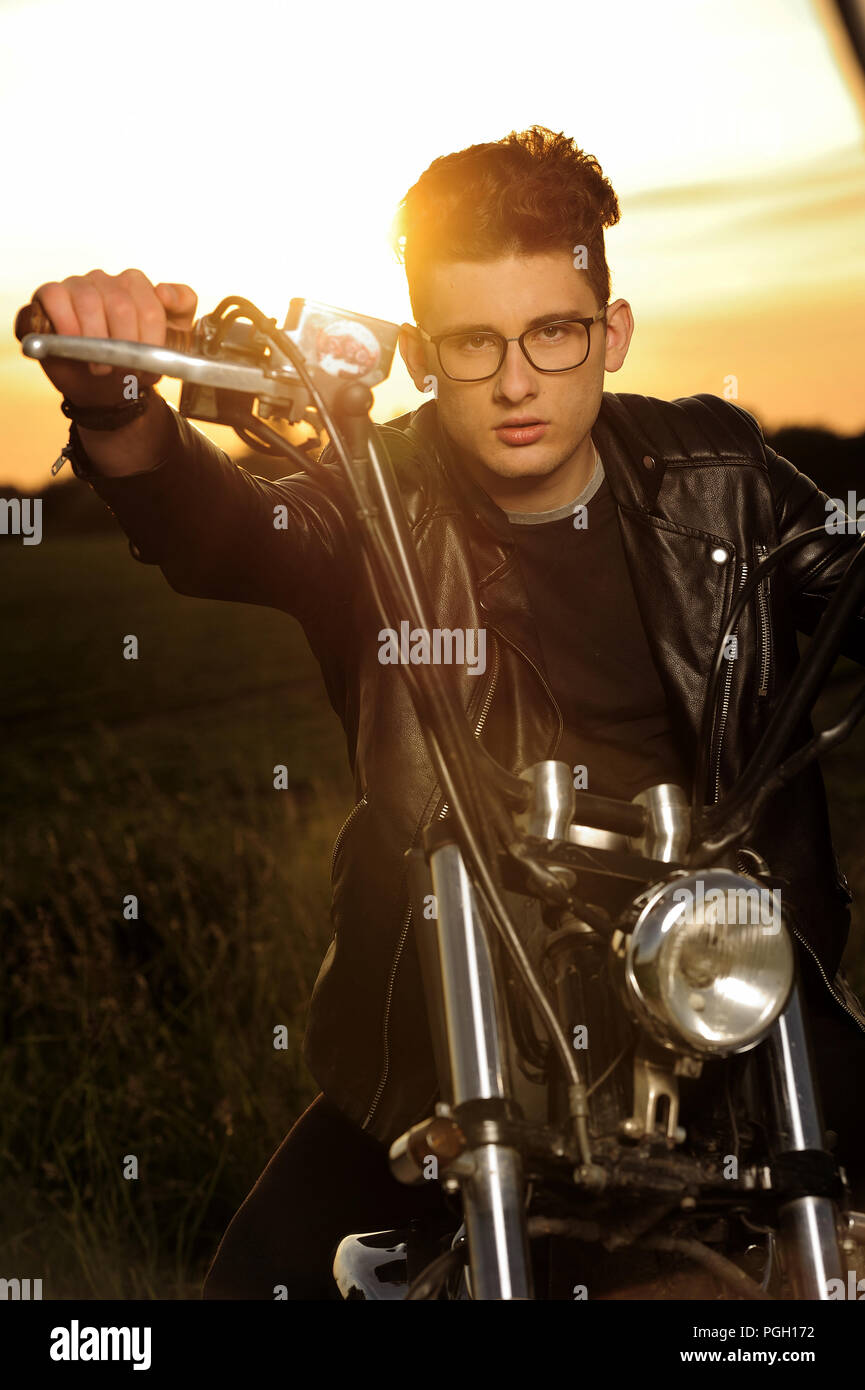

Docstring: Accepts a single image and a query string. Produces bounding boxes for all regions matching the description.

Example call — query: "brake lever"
[17,295,399,436]
[20,331,314,415]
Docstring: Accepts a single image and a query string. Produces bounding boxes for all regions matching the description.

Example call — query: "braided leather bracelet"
[60,385,152,431]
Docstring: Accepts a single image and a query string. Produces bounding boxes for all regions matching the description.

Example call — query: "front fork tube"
[759,979,846,1299]
[425,839,533,1300]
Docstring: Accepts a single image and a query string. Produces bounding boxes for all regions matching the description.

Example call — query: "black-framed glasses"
[416,306,607,382]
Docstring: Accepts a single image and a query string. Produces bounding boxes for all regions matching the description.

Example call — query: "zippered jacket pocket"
[330,794,368,881]
[754,542,774,699]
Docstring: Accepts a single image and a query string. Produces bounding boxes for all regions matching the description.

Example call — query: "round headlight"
[622,869,794,1055]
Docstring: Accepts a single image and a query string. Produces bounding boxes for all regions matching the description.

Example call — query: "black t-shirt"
[504,458,687,802]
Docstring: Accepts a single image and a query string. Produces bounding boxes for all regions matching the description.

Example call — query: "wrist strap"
[53,421,95,477]
[61,386,152,431]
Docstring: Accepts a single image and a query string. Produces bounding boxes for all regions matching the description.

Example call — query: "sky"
[1,0,864,489]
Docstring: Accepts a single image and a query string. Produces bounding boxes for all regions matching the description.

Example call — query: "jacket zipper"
[330,794,368,880]
[755,543,773,699]
[711,560,748,804]
[712,548,774,798]
[362,638,501,1129]
[789,925,865,1037]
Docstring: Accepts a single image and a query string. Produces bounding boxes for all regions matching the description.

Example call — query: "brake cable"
[216,299,599,1167]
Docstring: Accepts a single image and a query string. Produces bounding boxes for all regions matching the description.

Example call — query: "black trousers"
[202,981,865,1300]
[202,1092,450,1299]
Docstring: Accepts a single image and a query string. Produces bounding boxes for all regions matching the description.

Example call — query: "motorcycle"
[17,291,865,1301]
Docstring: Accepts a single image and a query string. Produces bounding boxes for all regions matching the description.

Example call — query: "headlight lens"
[622,869,794,1055]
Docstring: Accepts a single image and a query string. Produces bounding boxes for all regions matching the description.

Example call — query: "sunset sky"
[2,0,864,489]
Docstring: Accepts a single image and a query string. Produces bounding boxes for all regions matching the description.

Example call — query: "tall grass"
[0,535,351,1297]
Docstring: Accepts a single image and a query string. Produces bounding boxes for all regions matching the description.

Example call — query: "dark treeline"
[2,410,864,537]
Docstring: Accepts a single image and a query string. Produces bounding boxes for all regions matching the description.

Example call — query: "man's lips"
[494,419,548,446]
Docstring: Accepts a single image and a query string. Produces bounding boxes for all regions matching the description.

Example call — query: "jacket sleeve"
[726,401,865,667]
[71,399,358,621]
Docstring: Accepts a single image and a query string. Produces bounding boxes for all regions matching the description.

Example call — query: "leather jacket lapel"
[404,402,550,677]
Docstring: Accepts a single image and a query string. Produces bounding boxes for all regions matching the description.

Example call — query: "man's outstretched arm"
[33,268,356,617]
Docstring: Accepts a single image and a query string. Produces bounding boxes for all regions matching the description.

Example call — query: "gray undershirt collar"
[504,442,604,525]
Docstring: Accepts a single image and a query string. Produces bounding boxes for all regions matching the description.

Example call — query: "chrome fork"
[427,837,533,1300]
[760,980,846,1298]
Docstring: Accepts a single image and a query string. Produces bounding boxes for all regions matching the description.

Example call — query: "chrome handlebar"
[20,331,321,421]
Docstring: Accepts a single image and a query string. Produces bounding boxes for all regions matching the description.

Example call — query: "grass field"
[1,529,864,1298]
[0,532,352,1298]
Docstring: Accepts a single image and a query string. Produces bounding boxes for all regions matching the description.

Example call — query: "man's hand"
[33,267,197,401]
[31,268,198,475]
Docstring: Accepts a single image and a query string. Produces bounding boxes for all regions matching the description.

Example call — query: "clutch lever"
[19,331,313,417]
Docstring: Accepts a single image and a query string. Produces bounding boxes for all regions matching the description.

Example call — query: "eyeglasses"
[416,306,607,382]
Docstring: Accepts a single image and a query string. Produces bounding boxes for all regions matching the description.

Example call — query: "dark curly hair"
[392,125,621,322]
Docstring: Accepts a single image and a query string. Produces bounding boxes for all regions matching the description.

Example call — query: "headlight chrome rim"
[623,868,794,1056]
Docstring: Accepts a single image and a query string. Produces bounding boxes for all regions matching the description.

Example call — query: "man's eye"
[453,334,495,352]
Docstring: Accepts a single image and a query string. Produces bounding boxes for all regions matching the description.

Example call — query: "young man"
[34,126,865,1299]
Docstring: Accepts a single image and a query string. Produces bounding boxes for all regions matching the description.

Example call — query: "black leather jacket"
[74,388,865,1144]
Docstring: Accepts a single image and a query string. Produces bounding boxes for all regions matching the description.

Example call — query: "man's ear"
[603,298,635,373]
[398,322,429,390]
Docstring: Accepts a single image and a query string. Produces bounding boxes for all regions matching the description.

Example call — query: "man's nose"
[494,339,538,399]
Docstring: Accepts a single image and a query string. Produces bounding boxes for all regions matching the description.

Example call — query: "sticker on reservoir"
[283,299,400,385]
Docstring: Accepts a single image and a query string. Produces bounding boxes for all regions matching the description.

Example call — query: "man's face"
[399,250,633,490]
